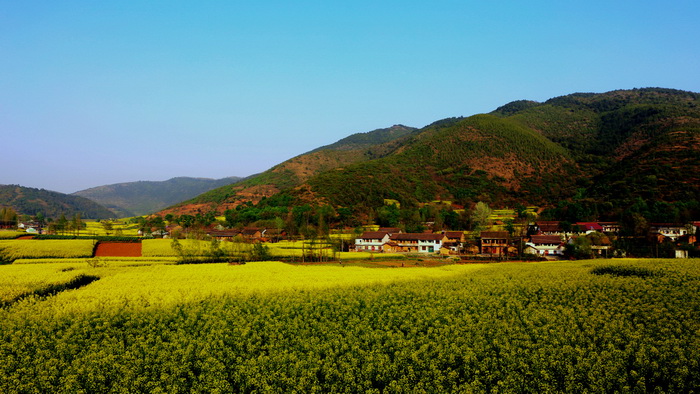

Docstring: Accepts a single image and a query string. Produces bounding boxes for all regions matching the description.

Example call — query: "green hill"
[164,125,416,215]
[495,88,700,220]
[164,88,700,223]
[303,114,576,209]
[73,176,243,217]
[0,185,114,219]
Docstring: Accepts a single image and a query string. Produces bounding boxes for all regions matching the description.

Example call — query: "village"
[4,206,699,261]
[353,220,700,260]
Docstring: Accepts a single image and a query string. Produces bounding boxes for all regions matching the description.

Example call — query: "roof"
[390,233,443,241]
[536,221,561,232]
[208,230,241,237]
[530,235,563,245]
[242,227,263,235]
[576,222,603,231]
[480,231,509,239]
[360,231,389,240]
[378,227,401,234]
[443,231,464,239]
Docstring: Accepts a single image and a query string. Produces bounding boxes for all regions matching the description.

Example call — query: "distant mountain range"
[163,88,700,222]
[73,176,243,217]
[0,185,114,219]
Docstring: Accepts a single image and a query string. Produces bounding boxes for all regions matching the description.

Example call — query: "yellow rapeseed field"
[0,239,95,260]
[8,261,484,315]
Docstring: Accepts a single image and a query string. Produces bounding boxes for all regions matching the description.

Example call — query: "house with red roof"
[385,233,444,253]
[355,231,391,252]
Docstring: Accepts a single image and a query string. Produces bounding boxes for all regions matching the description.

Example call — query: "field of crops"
[1,258,699,392]
[0,231,23,239]
[0,239,95,261]
[142,238,404,261]
[83,221,140,236]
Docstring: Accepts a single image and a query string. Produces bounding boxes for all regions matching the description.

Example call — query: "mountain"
[163,88,700,223]
[493,88,700,220]
[73,176,243,217]
[0,185,114,219]
[303,114,576,209]
[161,125,416,215]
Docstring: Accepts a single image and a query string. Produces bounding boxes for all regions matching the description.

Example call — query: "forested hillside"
[73,176,243,217]
[164,88,700,224]
[163,125,416,215]
[0,185,113,219]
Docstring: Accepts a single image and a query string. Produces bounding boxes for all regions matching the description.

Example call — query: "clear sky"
[2,1,699,193]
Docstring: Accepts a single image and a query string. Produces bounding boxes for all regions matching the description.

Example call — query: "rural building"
[526,235,565,257]
[650,223,690,241]
[385,233,443,253]
[599,222,621,233]
[442,231,465,253]
[479,231,509,256]
[355,231,391,252]
[532,221,562,235]
[575,222,603,233]
[207,229,242,241]
[241,227,265,240]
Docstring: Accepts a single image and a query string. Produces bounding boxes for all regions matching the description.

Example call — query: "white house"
[355,231,390,252]
[526,235,565,256]
[386,233,444,254]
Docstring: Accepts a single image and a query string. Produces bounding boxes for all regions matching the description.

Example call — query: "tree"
[56,214,69,235]
[470,202,493,232]
[0,207,18,227]
[101,220,114,236]
[565,236,593,259]
[377,205,400,228]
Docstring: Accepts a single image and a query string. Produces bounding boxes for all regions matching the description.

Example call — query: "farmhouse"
[532,221,563,236]
[479,231,509,256]
[385,233,443,253]
[355,231,391,252]
[241,227,265,240]
[599,222,621,233]
[650,223,690,241]
[442,231,465,253]
[526,235,565,257]
[576,222,603,233]
[207,229,242,241]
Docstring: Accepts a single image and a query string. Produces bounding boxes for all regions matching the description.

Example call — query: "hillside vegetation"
[164,88,700,222]
[305,114,575,209]
[73,176,243,217]
[165,125,416,215]
[0,185,113,219]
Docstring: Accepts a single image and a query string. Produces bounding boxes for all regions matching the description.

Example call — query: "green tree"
[470,202,493,232]
[101,220,114,235]
[565,236,593,259]
[377,205,400,227]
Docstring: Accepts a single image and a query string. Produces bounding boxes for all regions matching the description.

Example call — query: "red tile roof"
[360,232,389,240]
[530,235,563,245]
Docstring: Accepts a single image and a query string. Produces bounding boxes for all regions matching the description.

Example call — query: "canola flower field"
[1,258,699,392]
[142,238,403,261]
[0,239,95,261]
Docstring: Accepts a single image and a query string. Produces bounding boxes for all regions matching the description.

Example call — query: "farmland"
[0,239,95,261]
[1,258,699,392]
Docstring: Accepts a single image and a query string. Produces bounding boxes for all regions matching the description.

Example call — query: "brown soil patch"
[94,242,142,257]
[16,235,36,240]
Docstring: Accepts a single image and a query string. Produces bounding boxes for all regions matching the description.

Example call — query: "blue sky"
[1,1,699,193]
